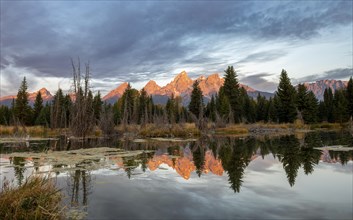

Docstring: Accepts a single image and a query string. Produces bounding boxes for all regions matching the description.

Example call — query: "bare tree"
[70,58,95,138]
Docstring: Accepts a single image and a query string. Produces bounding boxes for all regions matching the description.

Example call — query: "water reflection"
[1,131,352,193]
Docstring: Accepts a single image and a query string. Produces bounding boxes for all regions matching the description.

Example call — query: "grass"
[138,123,200,137]
[0,176,64,220]
[0,126,65,137]
[215,124,249,135]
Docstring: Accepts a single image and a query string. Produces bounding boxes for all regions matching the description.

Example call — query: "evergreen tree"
[206,95,217,122]
[296,84,308,112]
[303,91,319,124]
[33,92,43,124]
[35,103,51,126]
[14,77,32,125]
[220,66,241,123]
[266,97,277,123]
[275,69,297,123]
[323,88,334,122]
[0,106,11,125]
[93,91,103,124]
[139,88,148,124]
[346,77,353,119]
[333,89,349,123]
[296,84,318,124]
[188,80,203,119]
[302,91,318,124]
[256,94,267,122]
[217,89,230,121]
[166,94,176,123]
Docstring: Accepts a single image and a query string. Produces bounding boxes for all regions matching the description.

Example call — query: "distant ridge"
[0,88,53,106]
[0,76,348,107]
[102,71,273,105]
[300,79,348,100]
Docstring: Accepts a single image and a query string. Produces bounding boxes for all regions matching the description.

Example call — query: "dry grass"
[139,123,200,137]
[310,122,343,130]
[215,124,249,135]
[0,126,67,137]
[0,176,64,220]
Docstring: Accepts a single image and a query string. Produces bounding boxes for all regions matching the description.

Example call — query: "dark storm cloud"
[1,1,352,84]
[295,68,353,83]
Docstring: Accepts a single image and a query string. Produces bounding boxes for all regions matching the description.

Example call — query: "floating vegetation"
[3,147,154,173]
[315,145,353,151]
[0,137,59,144]
[150,137,197,142]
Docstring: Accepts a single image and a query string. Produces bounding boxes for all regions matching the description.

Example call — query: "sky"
[1,0,352,97]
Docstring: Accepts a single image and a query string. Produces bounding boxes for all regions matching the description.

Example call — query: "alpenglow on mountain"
[102,71,273,105]
[0,72,349,106]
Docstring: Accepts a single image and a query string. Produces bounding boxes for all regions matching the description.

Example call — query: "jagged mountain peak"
[173,71,192,83]
[102,82,129,101]
[144,80,161,95]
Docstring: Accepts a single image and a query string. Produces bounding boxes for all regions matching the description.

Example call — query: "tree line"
[1,65,352,136]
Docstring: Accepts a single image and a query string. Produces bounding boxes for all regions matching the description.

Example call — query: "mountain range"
[0,71,349,106]
[102,71,273,105]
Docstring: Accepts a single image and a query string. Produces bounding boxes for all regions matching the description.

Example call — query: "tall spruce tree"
[333,89,349,123]
[220,66,241,123]
[275,69,297,123]
[323,88,334,122]
[188,80,203,119]
[33,92,43,125]
[256,94,267,122]
[302,91,318,124]
[93,91,103,124]
[346,77,353,120]
[14,77,32,125]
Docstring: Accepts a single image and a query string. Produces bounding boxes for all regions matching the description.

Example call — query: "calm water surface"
[1,131,352,219]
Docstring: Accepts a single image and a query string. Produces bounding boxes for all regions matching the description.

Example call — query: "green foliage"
[188,80,204,119]
[256,94,267,122]
[93,91,103,124]
[346,77,353,119]
[275,69,297,123]
[333,89,349,123]
[296,84,318,124]
[220,66,241,123]
[33,92,43,125]
[14,77,32,125]
[323,88,334,122]
[0,105,11,125]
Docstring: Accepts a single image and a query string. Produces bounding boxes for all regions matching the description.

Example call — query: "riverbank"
[0,122,351,139]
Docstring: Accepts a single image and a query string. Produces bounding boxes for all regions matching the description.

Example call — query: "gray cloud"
[240,72,278,92]
[239,50,287,64]
[1,1,352,94]
[295,68,353,83]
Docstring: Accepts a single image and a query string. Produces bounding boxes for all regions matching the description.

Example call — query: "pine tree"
[256,94,266,122]
[33,92,43,125]
[220,66,241,123]
[302,91,318,124]
[93,91,103,124]
[346,77,353,119]
[188,80,203,119]
[323,88,334,122]
[296,84,318,124]
[297,84,308,112]
[275,69,297,123]
[267,97,277,122]
[333,89,349,123]
[14,77,32,125]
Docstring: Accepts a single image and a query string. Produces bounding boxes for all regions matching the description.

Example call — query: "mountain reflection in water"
[1,131,352,219]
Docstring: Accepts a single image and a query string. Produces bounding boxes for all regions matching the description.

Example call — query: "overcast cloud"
[1,1,352,95]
